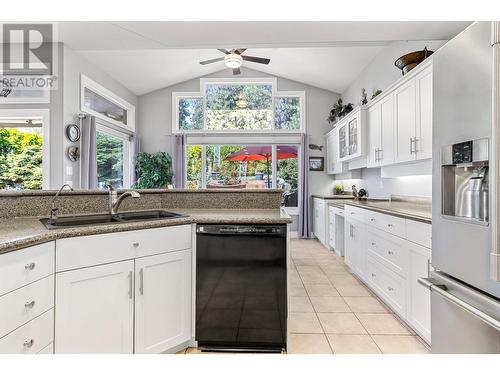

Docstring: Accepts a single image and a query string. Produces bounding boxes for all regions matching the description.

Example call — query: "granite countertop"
[0,208,292,255]
[344,199,432,224]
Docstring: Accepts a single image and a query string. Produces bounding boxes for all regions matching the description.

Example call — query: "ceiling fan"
[199,49,270,75]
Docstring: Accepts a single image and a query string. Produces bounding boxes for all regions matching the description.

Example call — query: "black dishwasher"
[196,224,287,352]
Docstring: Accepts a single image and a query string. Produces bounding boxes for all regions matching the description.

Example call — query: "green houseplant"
[133,151,173,189]
[328,98,354,124]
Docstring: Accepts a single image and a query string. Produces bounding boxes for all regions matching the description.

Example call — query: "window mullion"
[201,145,207,188]
[271,145,277,189]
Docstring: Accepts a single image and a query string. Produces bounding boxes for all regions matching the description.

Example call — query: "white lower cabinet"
[55,260,135,354]
[134,250,192,354]
[406,242,431,343]
[343,205,431,343]
[344,217,366,278]
[312,198,327,247]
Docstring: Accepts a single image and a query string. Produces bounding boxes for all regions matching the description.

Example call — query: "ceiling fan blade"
[217,48,231,55]
[199,57,225,65]
[232,67,241,75]
[234,48,247,55]
[242,55,270,64]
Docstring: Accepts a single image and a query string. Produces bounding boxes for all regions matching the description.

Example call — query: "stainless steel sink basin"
[40,210,187,229]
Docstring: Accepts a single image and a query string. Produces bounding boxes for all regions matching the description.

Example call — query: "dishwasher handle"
[197,225,286,237]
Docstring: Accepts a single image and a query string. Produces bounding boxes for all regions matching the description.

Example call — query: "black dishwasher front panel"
[195,225,287,352]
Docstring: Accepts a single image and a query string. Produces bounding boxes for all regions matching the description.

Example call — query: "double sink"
[40,210,187,229]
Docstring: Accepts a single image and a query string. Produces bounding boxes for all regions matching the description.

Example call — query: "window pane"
[178,97,203,130]
[186,145,202,189]
[277,145,299,207]
[84,88,128,126]
[96,131,125,189]
[0,125,43,190]
[275,97,301,130]
[206,144,273,189]
[205,84,273,130]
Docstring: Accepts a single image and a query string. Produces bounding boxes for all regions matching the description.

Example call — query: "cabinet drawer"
[406,219,432,248]
[366,255,406,316]
[0,309,54,354]
[366,229,407,277]
[344,205,366,221]
[365,210,406,238]
[0,275,54,338]
[56,225,192,272]
[0,242,55,296]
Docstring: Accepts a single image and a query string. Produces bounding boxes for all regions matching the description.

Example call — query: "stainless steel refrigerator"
[423,21,500,353]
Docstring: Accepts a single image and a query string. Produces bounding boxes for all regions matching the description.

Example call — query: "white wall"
[341,40,447,106]
[138,67,340,196]
[63,45,138,188]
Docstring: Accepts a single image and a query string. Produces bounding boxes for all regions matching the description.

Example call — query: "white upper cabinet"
[380,94,396,165]
[367,104,382,168]
[393,63,433,164]
[326,127,344,174]
[134,250,192,354]
[415,65,433,160]
[394,77,417,163]
[337,108,367,162]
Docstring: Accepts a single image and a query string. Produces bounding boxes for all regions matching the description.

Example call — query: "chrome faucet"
[105,185,141,215]
[49,184,73,222]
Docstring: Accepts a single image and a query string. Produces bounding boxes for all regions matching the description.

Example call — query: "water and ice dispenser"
[441,138,489,224]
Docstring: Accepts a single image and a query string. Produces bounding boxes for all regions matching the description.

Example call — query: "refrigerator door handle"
[491,21,500,281]
[419,278,500,332]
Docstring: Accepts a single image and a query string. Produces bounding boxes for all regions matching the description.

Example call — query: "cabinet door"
[326,131,337,174]
[338,124,347,159]
[312,198,320,237]
[380,93,395,166]
[344,220,354,268]
[367,104,381,168]
[351,221,366,279]
[55,260,134,354]
[348,116,359,156]
[407,245,431,343]
[415,66,433,160]
[135,250,192,354]
[394,79,417,163]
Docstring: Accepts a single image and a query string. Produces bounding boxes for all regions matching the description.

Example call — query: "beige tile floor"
[179,238,430,355]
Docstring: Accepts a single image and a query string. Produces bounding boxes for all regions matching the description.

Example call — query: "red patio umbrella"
[225,145,298,187]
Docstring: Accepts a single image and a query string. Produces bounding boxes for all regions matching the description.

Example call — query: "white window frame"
[95,120,133,189]
[0,108,50,189]
[172,77,305,134]
[81,74,136,132]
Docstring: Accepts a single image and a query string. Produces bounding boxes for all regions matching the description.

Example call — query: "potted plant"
[328,98,354,124]
[334,183,344,195]
[133,151,173,189]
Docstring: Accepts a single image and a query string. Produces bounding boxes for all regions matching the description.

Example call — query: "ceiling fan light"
[224,53,243,69]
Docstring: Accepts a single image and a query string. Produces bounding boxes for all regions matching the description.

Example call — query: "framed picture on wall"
[309,157,324,171]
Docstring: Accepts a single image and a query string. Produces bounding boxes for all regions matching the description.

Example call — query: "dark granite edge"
[311,194,354,200]
[343,201,432,224]
[0,210,293,255]
[0,188,285,197]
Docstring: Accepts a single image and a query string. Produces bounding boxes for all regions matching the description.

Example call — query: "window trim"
[81,74,136,132]
[172,77,305,134]
[95,120,133,189]
[0,108,50,190]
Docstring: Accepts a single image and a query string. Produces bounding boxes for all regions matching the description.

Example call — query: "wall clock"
[66,124,81,142]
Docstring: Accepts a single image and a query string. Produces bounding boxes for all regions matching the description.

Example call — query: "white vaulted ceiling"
[57,21,471,95]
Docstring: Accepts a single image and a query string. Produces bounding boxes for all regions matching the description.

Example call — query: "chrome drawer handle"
[387,251,394,255]
[25,263,35,271]
[371,242,376,246]
[132,242,139,248]
[387,224,393,228]
[371,273,376,277]
[24,300,35,309]
[388,287,394,291]
[23,339,34,348]
[370,218,375,222]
